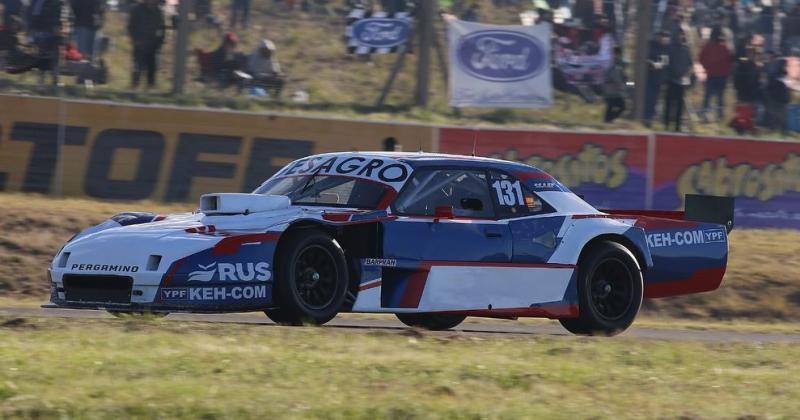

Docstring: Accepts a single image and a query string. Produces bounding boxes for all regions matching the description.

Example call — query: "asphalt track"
[2,306,799,343]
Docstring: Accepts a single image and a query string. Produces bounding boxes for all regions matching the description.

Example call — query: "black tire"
[395,313,467,331]
[559,241,643,336]
[266,229,349,326]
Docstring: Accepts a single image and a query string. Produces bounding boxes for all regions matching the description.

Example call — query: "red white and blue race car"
[46,152,734,335]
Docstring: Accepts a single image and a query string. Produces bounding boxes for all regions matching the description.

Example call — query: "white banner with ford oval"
[448,19,552,108]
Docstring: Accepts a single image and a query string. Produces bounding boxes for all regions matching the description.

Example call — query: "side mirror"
[434,205,454,221]
[460,198,484,211]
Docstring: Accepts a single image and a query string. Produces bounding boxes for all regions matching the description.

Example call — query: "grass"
[1,192,800,322]
[0,315,799,419]
[1,1,797,138]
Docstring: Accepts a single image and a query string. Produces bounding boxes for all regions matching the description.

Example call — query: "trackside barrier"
[439,127,800,229]
[652,134,800,229]
[0,95,436,202]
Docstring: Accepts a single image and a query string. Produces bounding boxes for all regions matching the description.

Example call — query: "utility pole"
[172,0,191,95]
[632,0,653,122]
[415,0,434,107]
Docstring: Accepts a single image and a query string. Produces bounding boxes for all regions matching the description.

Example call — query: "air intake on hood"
[200,193,291,215]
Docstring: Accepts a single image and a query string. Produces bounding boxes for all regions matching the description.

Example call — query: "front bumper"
[48,269,276,312]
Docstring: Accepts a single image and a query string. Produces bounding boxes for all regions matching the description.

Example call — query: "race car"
[46,152,734,335]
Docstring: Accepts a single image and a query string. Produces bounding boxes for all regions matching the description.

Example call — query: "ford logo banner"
[352,18,411,49]
[448,20,552,108]
[456,30,547,82]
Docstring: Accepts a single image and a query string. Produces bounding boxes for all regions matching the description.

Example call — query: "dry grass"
[1,193,799,321]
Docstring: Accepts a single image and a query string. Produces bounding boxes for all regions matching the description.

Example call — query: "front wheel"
[267,229,349,326]
[559,241,643,336]
[395,313,466,331]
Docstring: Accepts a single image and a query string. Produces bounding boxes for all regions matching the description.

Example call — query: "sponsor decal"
[160,285,268,301]
[646,229,726,248]
[352,18,410,49]
[363,258,397,267]
[491,144,629,189]
[71,263,139,272]
[455,30,546,82]
[188,262,271,282]
[677,155,800,202]
[275,155,411,187]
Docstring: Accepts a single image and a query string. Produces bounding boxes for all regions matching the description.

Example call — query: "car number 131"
[492,180,524,206]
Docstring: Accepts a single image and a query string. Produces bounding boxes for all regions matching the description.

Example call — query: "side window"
[489,171,551,218]
[393,168,495,218]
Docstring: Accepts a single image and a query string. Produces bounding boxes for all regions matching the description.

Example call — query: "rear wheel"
[559,241,642,336]
[265,230,349,326]
[395,313,466,331]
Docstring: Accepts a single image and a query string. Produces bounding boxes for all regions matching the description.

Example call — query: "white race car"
[47,152,733,335]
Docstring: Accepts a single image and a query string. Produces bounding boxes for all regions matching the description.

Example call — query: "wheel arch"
[577,233,650,273]
[276,219,382,310]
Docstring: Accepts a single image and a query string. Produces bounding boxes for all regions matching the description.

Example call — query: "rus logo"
[456,30,546,82]
[188,262,271,282]
[353,18,410,48]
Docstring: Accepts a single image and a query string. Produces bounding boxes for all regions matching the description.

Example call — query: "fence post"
[632,0,653,122]
[172,0,191,95]
[414,0,434,107]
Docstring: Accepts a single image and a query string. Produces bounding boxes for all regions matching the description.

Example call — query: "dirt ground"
[1,193,798,320]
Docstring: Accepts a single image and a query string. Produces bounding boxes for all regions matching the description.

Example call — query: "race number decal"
[492,180,524,206]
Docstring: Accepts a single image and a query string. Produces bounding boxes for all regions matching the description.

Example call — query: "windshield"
[253,175,391,209]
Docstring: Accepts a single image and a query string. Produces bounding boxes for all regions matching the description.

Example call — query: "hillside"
[0,1,794,136]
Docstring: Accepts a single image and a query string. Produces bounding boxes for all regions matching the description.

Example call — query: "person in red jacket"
[699,27,733,121]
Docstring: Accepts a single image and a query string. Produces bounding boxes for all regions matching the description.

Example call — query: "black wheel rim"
[588,257,634,321]
[293,244,338,310]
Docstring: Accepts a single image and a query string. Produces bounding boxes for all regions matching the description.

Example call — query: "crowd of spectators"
[0,0,287,95]
[640,0,797,133]
[542,0,798,134]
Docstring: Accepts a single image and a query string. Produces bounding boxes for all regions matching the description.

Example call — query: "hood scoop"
[200,193,291,215]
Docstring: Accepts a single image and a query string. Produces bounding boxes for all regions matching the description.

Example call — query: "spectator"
[460,3,479,22]
[230,0,249,29]
[603,46,626,123]
[766,59,790,133]
[70,0,105,58]
[699,27,733,121]
[781,5,800,55]
[2,0,23,27]
[663,30,693,132]
[763,50,782,81]
[716,16,735,52]
[127,0,165,89]
[645,30,670,127]
[733,48,761,105]
[27,0,63,85]
[756,4,775,53]
[210,32,242,87]
[246,38,285,97]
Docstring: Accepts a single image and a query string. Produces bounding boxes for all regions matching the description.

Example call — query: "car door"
[382,167,511,263]
[377,167,512,310]
[487,170,565,264]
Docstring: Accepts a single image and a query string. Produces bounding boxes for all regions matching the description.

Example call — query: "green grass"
[0,315,798,419]
[1,1,797,138]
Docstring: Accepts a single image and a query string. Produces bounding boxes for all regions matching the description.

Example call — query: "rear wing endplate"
[684,194,735,233]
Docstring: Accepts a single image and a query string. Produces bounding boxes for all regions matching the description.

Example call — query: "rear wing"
[601,194,735,233]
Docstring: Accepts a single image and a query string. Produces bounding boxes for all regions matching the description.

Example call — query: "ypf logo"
[188,262,271,282]
[353,18,410,48]
[456,30,546,82]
